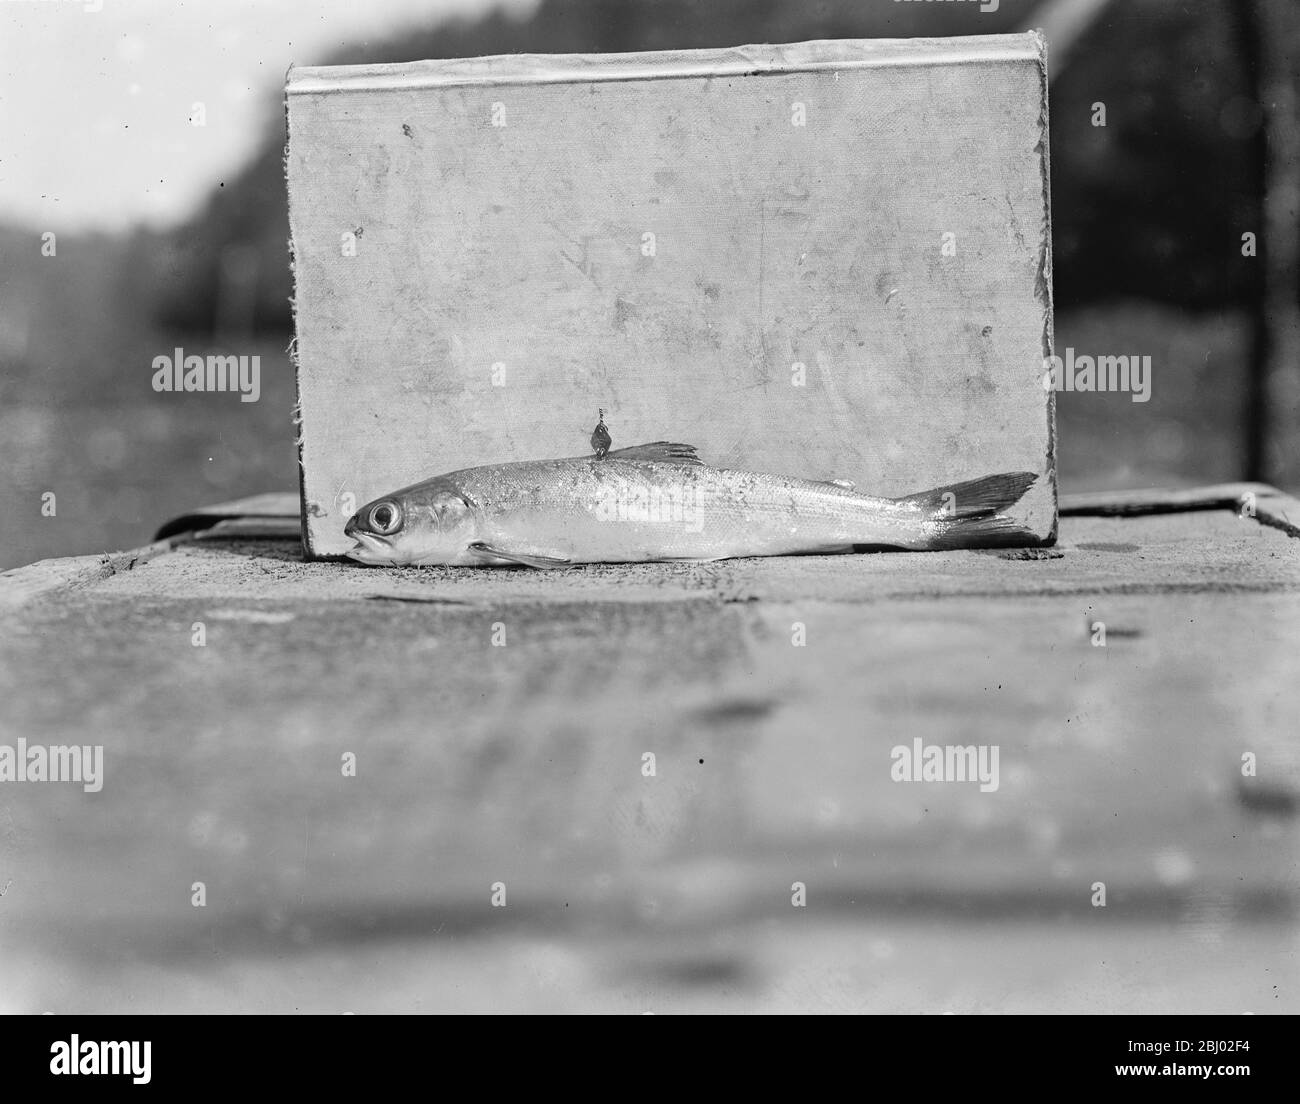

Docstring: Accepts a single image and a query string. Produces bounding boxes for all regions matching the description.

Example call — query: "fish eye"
[368,501,402,535]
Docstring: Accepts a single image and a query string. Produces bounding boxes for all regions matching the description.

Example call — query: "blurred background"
[1,0,1297,570]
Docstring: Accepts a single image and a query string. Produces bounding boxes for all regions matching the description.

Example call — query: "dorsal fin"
[603,441,703,465]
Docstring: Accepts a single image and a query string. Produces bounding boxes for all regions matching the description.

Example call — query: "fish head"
[344,481,476,565]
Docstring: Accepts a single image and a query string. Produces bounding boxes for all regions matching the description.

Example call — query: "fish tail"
[893,471,1040,550]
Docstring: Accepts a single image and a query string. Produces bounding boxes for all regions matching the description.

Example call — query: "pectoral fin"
[467,541,572,569]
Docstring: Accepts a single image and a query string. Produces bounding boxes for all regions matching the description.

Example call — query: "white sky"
[0,0,537,231]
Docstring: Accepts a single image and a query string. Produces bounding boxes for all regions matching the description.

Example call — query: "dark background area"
[1,0,1296,570]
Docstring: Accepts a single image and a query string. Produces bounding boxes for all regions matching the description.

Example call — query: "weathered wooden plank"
[152,492,303,541]
[0,524,1296,1011]
[2,507,1294,1012]
[0,541,173,613]
[1062,481,1300,539]
[286,34,1056,558]
[74,511,1300,607]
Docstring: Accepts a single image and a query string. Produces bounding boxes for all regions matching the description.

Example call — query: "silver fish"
[344,440,1038,567]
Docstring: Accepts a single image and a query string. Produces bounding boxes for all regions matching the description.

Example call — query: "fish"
[343,439,1040,568]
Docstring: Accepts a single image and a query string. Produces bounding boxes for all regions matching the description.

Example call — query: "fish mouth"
[346,531,397,564]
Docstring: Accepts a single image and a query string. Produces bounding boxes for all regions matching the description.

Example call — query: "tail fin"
[894,471,1039,550]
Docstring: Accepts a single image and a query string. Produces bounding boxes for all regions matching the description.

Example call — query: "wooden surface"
[286,34,1056,558]
[0,491,1296,1012]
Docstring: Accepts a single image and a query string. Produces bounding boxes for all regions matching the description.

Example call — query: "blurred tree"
[152,0,1292,338]
[148,0,1027,336]
[1231,0,1300,482]
[1048,0,1266,310]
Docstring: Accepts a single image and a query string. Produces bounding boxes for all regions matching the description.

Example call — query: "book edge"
[286,33,1049,95]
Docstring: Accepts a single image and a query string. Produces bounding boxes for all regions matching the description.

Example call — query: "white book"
[286,34,1056,559]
